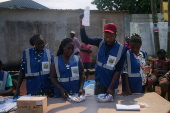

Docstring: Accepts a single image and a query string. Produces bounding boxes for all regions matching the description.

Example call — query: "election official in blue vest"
[79,14,127,96]
[0,60,13,96]
[14,34,54,98]
[50,38,85,99]
[122,34,147,96]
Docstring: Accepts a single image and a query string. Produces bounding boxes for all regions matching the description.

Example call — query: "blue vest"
[126,50,147,93]
[23,48,54,94]
[54,55,80,97]
[0,71,8,92]
[96,40,126,88]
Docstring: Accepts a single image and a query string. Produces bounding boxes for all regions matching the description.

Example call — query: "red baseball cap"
[104,23,117,33]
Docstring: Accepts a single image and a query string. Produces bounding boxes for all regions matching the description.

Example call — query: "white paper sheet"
[116,104,140,111]
[82,6,90,26]
[0,99,16,112]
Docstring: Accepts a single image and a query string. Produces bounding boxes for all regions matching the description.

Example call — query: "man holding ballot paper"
[79,12,126,97]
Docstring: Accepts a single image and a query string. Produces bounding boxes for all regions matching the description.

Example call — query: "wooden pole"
[167,0,170,58]
[151,0,160,55]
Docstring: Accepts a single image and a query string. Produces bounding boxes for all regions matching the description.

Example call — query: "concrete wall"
[0,9,129,68]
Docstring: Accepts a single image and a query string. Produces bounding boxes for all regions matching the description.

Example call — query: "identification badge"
[71,66,79,77]
[42,62,50,71]
[106,55,116,67]
[0,81,3,89]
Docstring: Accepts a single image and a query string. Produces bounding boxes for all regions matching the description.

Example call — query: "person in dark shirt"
[79,14,126,96]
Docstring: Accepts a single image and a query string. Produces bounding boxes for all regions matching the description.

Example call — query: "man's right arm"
[79,14,102,47]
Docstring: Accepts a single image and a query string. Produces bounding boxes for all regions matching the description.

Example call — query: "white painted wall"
[130,22,168,56]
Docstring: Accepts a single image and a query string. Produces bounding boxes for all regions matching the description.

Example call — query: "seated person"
[0,60,13,96]
[147,49,170,98]
[50,38,85,99]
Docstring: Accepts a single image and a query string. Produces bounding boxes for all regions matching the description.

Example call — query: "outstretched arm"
[79,14,102,47]
[50,62,68,99]
[13,71,24,98]
[0,87,13,96]
[78,59,85,95]
[122,73,132,96]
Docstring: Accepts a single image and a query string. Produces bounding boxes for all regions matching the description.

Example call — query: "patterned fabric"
[151,59,170,77]
[148,59,170,85]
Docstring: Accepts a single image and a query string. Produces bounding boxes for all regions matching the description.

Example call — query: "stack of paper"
[0,99,16,112]
[82,6,90,26]
[116,104,140,111]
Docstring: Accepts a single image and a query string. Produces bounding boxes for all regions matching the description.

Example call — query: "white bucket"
[84,84,94,95]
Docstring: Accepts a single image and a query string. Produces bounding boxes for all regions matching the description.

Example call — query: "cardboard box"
[17,96,47,113]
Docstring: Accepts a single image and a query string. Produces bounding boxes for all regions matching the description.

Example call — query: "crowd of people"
[0,14,169,102]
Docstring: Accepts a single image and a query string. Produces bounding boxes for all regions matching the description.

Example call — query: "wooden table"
[46,92,170,113]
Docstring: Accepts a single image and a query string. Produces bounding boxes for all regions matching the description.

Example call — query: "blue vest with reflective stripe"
[128,50,147,75]
[0,71,8,92]
[54,55,80,97]
[127,50,147,93]
[23,48,53,94]
[96,41,126,88]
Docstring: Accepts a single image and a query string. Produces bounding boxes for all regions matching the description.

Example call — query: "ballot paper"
[67,94,85,103]
[116,104,140,111]
[82,6,90,26]
[0,99,16,113]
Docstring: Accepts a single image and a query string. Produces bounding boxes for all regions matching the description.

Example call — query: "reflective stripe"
[99,40,104,49]
[41,71,50,75]
[96,39,104,67]
[59,76,79,82]
[103,64,115,70]
[114,44,123,65]
[96,42,123,70]
[25,71,50,76]
[73,55,79,66]
[25,49,51,77]
[59,78,69,82]
[25,49,31,75]
[96,61,102,67]
[70,76,79,81]
[25,72,39,77]
[46,49,51,65]
[0,72,8,92]
[54,55,79,82]
[127,51,140,77]
[54,56,61,82]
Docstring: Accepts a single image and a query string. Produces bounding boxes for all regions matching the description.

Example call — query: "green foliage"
[91,0,160,14]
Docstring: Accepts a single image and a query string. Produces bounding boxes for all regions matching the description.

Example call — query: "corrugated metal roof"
[0,0,49,9]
